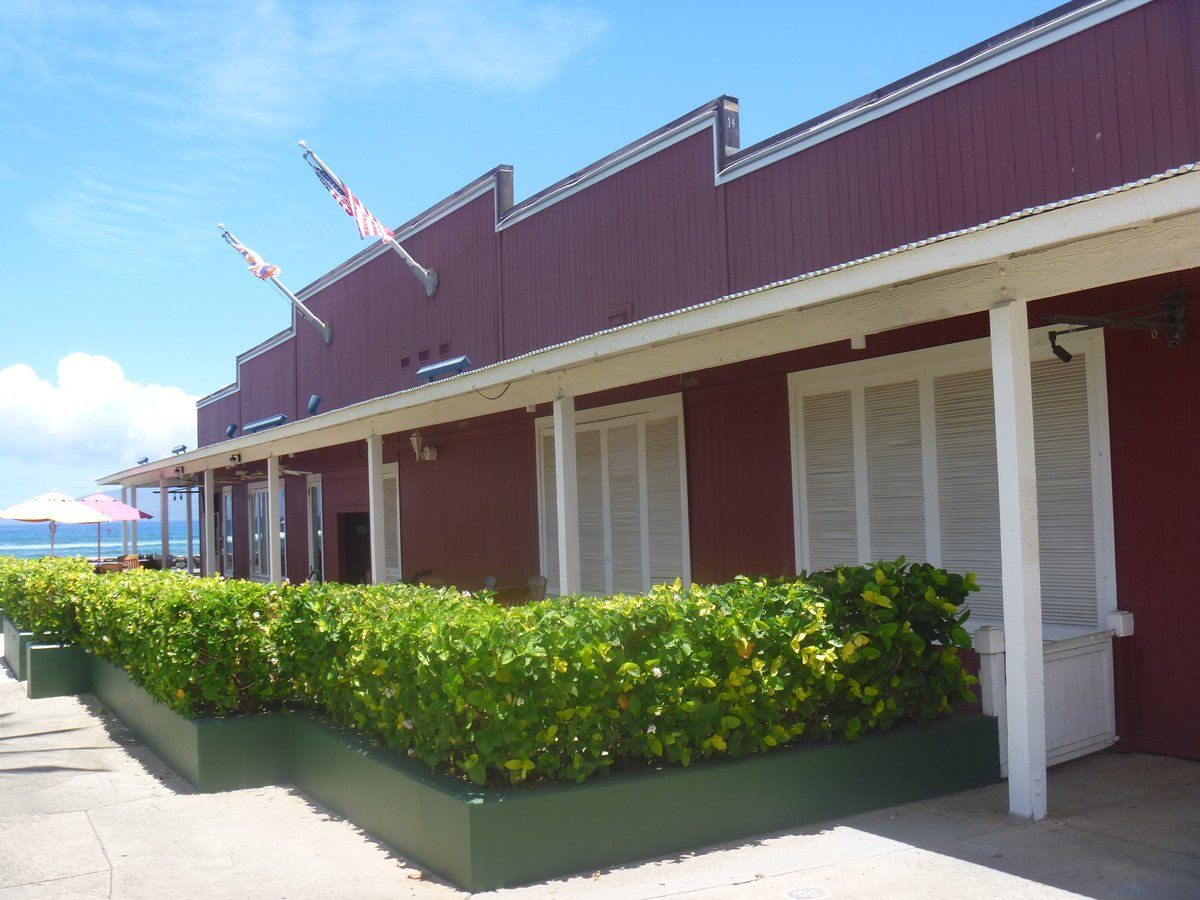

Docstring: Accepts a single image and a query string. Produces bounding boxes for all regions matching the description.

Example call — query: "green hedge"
[0,556,977,787]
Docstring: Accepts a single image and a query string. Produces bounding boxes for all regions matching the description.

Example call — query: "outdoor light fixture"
[307,394,321,415]
[225,423,238,439]
[416,355,472,383]
[229,453,241,465]
[242,413,289,434]
[409,430,438,462]
[1049,332,1073,364]
[173,466,185,476]
[171,445,187,455]
[137,457,149,466]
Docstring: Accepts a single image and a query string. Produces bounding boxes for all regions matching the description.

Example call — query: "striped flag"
[220,229,280,280]
[303,148,393,240]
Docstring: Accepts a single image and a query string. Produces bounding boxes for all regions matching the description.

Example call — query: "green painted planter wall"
[3,616,47,681]
[25,644,92,699]
[17,642,1000,892]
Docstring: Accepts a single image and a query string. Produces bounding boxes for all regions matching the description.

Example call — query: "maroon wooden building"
[104,0,1200,818]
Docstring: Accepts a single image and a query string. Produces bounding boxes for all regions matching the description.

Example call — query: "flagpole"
[218,225,333,345]
[299,141,438,298]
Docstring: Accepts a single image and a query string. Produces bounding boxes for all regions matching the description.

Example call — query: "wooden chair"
[119,554,141,570]
[527,574,547,602]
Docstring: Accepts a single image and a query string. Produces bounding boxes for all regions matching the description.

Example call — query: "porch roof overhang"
[102,162,1200,490]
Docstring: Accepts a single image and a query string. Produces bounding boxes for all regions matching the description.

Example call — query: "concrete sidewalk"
[2,662,1197,899]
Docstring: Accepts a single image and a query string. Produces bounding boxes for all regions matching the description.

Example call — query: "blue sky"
[0,0,1058,509]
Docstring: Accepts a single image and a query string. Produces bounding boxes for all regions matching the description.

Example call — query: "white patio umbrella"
[0,490,112,556]
[78,492,151,563]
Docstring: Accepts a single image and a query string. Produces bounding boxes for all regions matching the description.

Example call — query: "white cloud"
[3,1,610,137]
[0,353,197,490]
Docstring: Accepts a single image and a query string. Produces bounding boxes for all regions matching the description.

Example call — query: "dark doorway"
[338,512,371,584]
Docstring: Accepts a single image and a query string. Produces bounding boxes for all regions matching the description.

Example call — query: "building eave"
[103,162,1200,489]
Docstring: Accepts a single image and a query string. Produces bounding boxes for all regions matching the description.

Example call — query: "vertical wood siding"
[722,0,1200,291]
[684,376,795,582]
[498,131,726,359]
[1082,271,1200,760]
[398,414,539,590]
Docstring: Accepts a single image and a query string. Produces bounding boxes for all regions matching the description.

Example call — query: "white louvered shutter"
[382,468,402,582]
[1032,356,1098,628]
[577,430,606,595]
[865,380,925,561]
[607,423,643,594]
[646,416,685,585]
[934,370,1003,621]
[802,391,858,569]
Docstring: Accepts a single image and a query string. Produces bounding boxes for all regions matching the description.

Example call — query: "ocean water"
[0,518,203,561]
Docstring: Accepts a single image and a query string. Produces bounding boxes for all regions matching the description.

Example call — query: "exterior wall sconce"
[410,430,438,461]
[229,453,241,465]
[307,394,321,415]
[226,423,238,438]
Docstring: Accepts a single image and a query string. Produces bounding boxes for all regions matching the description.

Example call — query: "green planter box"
[25,643,92,699]
[19,646,1000,892]
[3,615,49,682]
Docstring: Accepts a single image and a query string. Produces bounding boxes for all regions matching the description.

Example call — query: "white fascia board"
[102,165,1200,488]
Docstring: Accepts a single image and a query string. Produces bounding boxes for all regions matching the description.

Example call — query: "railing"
[976,626,1117,777]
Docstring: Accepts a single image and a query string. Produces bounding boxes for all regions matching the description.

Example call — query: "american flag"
[304,150,393,240]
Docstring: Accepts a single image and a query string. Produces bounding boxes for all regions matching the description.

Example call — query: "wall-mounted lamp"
[307,394,321,416]
[242,413,288,434]
[171,444,188,455]
[173,466,185,476]
[416,355,472,383]
[225,423,238,439]
[137,457,150,466]
[229,453,242,465]
[1049,332,1073,364]
[409,430,438,462]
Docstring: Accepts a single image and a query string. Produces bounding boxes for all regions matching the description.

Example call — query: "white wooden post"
[990,300,1048,821]
[366,434,386,584]
[159,471,170,568]
[185,485,194,574]
[553,396,582,595]
[202,469,216,576]
[130,486,139,555]
[974,625,1009,776]
[121,486,130,555]
[267,455,282,584]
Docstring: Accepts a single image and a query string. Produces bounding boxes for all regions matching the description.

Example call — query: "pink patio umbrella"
[78,492,152,564]
[0,490,112,556]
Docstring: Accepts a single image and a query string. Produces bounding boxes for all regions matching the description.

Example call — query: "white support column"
[366,434,386,584]
[185,486,194,574]
[121,486,130,555]
[202,469,216,576]
[267,455,282,584]
[553,396,582,595]
[159,472,170,568]
[130,486,139,555]
[990,300,1048,821]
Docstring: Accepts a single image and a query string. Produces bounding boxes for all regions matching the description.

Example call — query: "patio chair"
[527,574,547,602]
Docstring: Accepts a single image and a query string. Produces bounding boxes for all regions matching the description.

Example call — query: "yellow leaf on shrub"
[709,734,727,751]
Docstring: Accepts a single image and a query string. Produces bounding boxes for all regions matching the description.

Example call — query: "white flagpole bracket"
[384,236,438,298]
[268,277,333,344]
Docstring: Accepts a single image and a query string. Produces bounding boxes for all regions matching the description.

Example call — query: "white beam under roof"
[103,165,1200,489]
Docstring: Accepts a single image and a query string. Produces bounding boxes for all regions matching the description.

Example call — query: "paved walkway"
[2,662,1198,899]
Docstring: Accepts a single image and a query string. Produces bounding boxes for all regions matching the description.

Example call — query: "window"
[221,487,234,577]
[789,329,1115,638]
[248,483,286,581]
[249,485,268,580]
[537,396,690,596]
[381,462,402,582]
[307,475,324,582]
